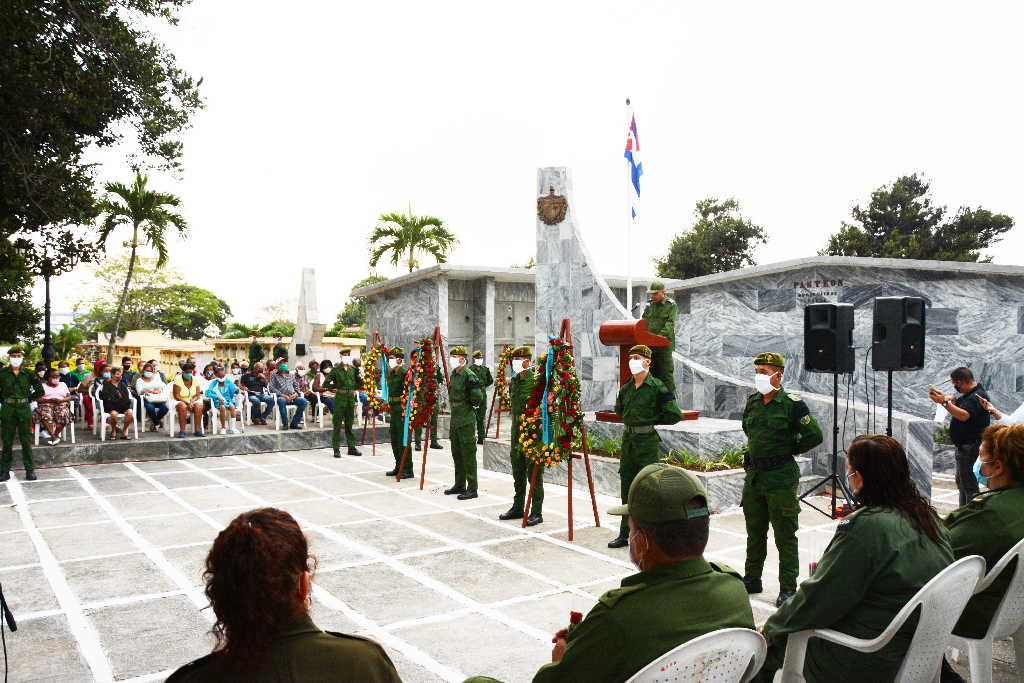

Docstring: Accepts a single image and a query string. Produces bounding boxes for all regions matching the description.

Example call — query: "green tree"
[655,198,767,280]
[1,0,202,245]
[96,173,187,360]
[821,174,1015,261]
[368,206,458,273]
[221,322,259,339]
[53,324,85,360]
[0,241,41,343]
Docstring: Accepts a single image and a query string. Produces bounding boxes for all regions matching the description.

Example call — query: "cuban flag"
[624,113,642,220]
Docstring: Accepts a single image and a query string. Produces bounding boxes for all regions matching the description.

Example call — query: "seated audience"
[205,365,240,434]
[100,367,135,440]
[166,508,401,682]
[311,359,335,415]
[34,360,47,378]
[79,360,104,429]
[240,363,273,425]
[755,434,953,683]
[136,362,169,431]
[173,362,207,438]
[58,359,80,391]
[69,357,89,383]
[469,464,754,683]
[294,363,310,394]
[268,362,307,429]
[34,368,74,445]
[146,358,167,383]
[119,356,139,387]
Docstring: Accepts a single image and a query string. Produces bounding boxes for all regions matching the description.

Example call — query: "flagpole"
[625,97,633,317]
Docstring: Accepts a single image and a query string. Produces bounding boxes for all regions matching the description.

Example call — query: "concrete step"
[583,413,746,461]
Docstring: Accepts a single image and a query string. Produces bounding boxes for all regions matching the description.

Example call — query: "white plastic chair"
[34,404,76,445]
[98,391,140,442]
[626,627,767,683]
[948,538,1024,683]
[90,384,103,436]
[777,555,985,683]
[272,392,303,430]
[307,391,325,428]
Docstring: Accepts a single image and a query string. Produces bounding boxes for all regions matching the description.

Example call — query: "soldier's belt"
[451,400,467,407]
[745,454,794,471]
[624,424,656,434]
[3,398,30,404]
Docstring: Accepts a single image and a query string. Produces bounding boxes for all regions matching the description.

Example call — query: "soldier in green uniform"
[465,463,754,683]
[272,333,288,362]
[755,434,953,683]
[414,357,444,451]
[0,347,44,481]
[608,344,684,548]
[443,346,484,500]
[322,349,362,457]
[741,351,822,607]
[384,347,414,479]
[471,349,494,444]
[640,281,677,395]
[247,332,264,368]
[498,346,544,526]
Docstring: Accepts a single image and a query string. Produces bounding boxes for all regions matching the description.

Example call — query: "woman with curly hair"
[755,434,953,682]
[167,508,401,682]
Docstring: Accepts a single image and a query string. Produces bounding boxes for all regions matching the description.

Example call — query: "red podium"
[596,319,700,422]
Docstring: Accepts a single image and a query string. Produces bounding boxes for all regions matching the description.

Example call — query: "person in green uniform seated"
[755,434,954,683]
[444,346,484,500]
[498,346,544,526]
[608,344,684,549]
[272,333,288,362]
[471,349,494,444]
[414,354,444,451]
[0,346,44,482]
[741,351,823,607]
[323,349,362,458]
[640,281,677,394]
[384,347,414,479]
[465,463,755,683]
[167,507,402,683]
[939,423,1024,682]
[247,331,265,369]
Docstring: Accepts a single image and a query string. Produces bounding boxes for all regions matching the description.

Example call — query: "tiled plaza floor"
[0,446,1017,682]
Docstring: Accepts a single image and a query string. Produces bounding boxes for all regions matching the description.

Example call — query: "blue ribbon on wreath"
[541,337,556,446]
[379,348,389,403]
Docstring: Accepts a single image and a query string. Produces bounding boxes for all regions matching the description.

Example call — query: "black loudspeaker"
[804,303,855,373]
[295,343,306,357]
[871,297,925,371]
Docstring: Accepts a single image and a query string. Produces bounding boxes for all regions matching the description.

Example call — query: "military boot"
[430,439,443,449]
[0,470,9,482]
[347,447,362,456]
[25,470,37,481]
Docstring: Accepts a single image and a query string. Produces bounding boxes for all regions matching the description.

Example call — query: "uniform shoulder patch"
[599,583,645,608]
[786,392,802,401]
[800,415,812,425]
[967,490,998,509]
[709,561,742,580]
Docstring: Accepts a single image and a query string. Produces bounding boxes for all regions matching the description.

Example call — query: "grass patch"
[660,447,744,473]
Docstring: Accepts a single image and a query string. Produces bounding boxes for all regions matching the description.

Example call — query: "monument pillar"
[290,268,326,362]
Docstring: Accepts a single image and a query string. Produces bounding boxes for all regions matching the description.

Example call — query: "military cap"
[339,348,351,356]
[472,350,484,359]
[629,344,653,359]
[648,281,665,293]
[609,463,709,523]
[389,347,404,357]
[753,352,785,368]
[511,345,532,358]
[6,345,25,356]
[449,346,468,357]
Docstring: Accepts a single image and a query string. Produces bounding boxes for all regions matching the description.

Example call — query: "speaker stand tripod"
[799,373,854,519]
[885,369,893,436]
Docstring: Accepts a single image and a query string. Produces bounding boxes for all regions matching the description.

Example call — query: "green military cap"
[389,347,404,357]
[472,350,483,359]
[511,345,532,358]
[339,348,351,356]
[609,463,709,523]
[6,345,25,356]
[449,345,468,357]
[753,352,785,368]
[648,281,665,293]
[629,344,652,359]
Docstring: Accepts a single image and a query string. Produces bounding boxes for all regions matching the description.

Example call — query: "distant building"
[212,336,365,364]
[85,330,214,376]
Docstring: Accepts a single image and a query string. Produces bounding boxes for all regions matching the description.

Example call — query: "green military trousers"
[650,346,675,395]
[1,404,34,473]
[510,443,544,515]
[742,470,800,590]
[450,421,478,491]
[389,401,412,474]
[332,399,357,450]
[475,400,487,442]
[618,431,662,536]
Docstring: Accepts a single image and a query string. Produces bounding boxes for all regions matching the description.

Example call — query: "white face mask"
[450,357,462,371]
[511,359,526,374]
[388,358,399,368]
[9,356,23,368]
[628,358,647,375]
[754,372,778,395]
[473,358,483,366]
[231,368,241,375]
[59,367,69,375]
[341,356,352,365]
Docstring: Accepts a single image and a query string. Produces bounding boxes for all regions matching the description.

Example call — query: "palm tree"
[54,324,85,360]
[368,204,458,273]
[96,173,187,363]
[221,322,258,339]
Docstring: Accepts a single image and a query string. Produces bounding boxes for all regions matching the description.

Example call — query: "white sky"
[40,0,1024,327]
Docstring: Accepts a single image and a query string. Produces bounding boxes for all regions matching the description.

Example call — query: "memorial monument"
[290,267,327,362]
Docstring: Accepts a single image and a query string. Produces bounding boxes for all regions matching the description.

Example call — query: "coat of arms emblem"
[537,187,568,225]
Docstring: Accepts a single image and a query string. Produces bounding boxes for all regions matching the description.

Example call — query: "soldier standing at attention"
[608,345,684,548]
[472,349,494,444]
[0,346,44,482]
[498,346,544,526]
[323,349,362,458]
[640,281,677,395]
[741,352,823,607]
[272,333,288,362]
[443,346,484,500]
[247,332,264,368]
[384,347,413,479]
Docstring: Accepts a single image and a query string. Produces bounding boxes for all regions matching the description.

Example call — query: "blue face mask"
[102,371,111,379]
[279,364,289,372]
[973,458,989,488]
[143,371,154,379]
[183,373,193,380]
